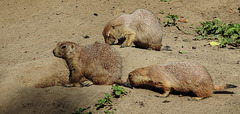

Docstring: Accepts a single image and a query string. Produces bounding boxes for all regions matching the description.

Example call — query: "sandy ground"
[0,0,240,113]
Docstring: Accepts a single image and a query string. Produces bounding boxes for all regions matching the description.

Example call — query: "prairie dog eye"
[61,45,66,49]
[128,74,132,78]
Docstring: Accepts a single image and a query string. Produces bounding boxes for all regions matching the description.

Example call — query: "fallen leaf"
[209,42,220,46]
[179,51,187,54]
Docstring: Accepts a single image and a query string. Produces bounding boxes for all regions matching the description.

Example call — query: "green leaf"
[227,38,234,43]
[164,20,171,25]
[214,18,221,22]
[122,90,127,94]
[165,15,171,18]
[112,86,117,90]
[105,93,111,97]
[96,104,102,108]
[224,26,235,36]
[104,110,114,114]
[115,91,121,96]
[97,99,101,103]
[231,34,239,39]
[106,99,112,104]
[215,28,223,34]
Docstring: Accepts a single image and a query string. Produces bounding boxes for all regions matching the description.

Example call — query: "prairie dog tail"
[214,84,237,91]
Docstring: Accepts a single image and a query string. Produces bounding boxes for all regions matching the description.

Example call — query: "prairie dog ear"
[112,23,122,29]
[70,44,74,49]
[66,44,75,57]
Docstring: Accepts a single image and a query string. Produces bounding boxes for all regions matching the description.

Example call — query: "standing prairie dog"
[102,9,164,51]
[53,41,127,86]
[127,62,237,100]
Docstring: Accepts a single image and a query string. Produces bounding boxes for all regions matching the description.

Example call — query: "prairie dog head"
[127,68,152,87]
[102,24,118,45]
[53,41,77,59]
[103,15,125,45]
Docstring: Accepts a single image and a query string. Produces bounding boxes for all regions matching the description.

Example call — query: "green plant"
[164,13,179,26]
[111,84,127,97]
[96,93,112,110]
[73,107,92,114]
[159,10,164,14]
[164,13,190,34]
[104,110,114,114]
[195,18,240,47]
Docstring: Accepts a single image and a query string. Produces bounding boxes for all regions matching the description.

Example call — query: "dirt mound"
[1,57,69,88]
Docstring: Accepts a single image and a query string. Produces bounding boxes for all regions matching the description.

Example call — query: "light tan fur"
[53,41,123,86]
[127,62,236,99]
[102,9,163,51]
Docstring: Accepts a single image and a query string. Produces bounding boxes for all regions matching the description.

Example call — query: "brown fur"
[102,9,163,51]
[127,62,237,99]
[53,41,123,86]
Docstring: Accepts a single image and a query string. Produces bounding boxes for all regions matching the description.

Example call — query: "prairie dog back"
[128,9,163,43]
[162,62,214,90]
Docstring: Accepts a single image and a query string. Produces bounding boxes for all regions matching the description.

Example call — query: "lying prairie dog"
[127,62,237,100]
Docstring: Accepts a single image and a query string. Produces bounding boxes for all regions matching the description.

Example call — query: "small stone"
[93,13,98,16]
[162,100,171,103]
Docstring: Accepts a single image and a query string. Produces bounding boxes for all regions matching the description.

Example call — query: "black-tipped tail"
[225,84,238,89]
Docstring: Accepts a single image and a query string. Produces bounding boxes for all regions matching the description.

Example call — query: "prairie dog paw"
[81,80,93,87]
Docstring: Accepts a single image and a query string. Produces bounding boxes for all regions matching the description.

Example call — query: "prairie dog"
[102,9,163,51]
[53,41,126,86]
[127,62,237,99]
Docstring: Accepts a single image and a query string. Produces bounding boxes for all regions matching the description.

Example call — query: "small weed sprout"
[111,84,127,97]
[159,10,164,14]
[164,13,179,26]
[164,13,189,34]
[96,93,112,110]
[72,107,92,114]
[104,110,114,114]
